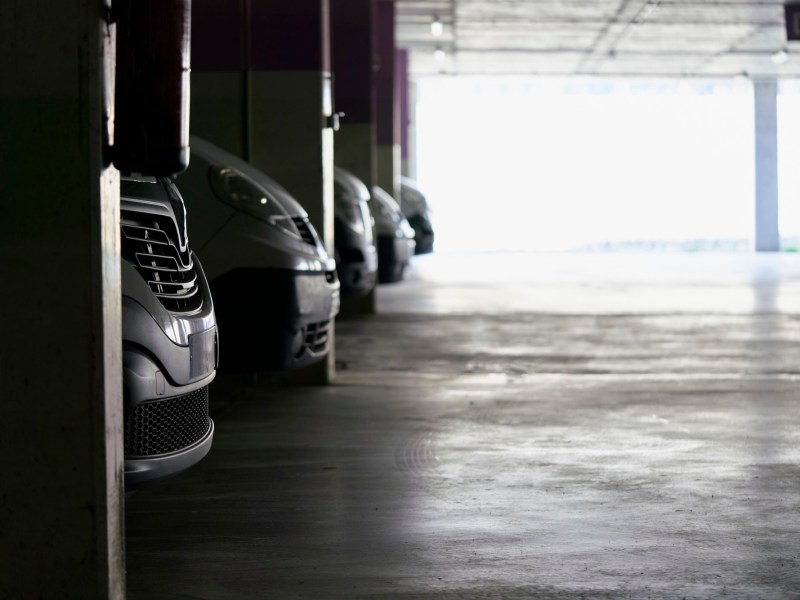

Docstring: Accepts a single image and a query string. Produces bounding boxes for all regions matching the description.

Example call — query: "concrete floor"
[126,252,800,599]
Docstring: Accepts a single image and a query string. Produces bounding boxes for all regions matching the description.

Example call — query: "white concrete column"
[753,78,780,252]
[407,79,418,179]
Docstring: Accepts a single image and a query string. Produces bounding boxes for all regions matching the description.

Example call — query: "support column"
[191,0,249,157]
[248,0,335,382]
[0,1,124,598]
[754,78,780,252]
[374,0,400,200]
[332,0,377,314]
[397,48,411,177]
[407,78,418,179]
[332,0,376,188]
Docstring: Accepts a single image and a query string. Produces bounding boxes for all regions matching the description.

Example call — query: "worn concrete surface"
[126,252,800,599]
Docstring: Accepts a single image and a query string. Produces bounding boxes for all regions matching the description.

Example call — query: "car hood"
[334,166,371,204]
[400,176,431,218]
[371,185,410,236]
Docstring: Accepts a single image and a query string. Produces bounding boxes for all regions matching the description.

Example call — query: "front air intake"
[124,386,211,456]
[304,320,331,355]
[291,216,317,246]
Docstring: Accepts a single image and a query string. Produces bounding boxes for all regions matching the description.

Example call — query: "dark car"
[371,185,415,283]
[400,176,434,254]
[333,167,378,299]
[175,137,340,371]
[121,176,218,486]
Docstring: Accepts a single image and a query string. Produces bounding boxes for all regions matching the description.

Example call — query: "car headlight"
[359,200,374,244]
[375,200,389,218]
[208,165,301,238]
[374,201,403,229]
[336,201,365,233]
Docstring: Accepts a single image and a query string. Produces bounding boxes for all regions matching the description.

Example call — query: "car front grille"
[304,320,330,355]
[291,216,317,246]
[124,386,211,457]
[121,213,203,314]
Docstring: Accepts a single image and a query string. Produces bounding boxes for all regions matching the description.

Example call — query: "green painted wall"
[250,70,334,252]
[191,72,247,158]
[376,144,401,200]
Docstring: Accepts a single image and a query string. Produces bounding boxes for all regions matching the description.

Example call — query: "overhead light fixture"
[431,17,444,37]
[772,49,789,65]
[434,47,446,62]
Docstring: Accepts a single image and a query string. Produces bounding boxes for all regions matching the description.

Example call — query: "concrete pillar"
[332,0,376,187]
[374,0,400,200]
[397,49,411,177]
[193,0,335,251]
[248,0,336,382]
[407,78,418,180]
[332,0,377,315]
[191,0,249,158]
[0,1,125,598]
[753,78,780,252]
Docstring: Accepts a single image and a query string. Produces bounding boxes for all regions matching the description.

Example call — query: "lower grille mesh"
[125,387,211,456]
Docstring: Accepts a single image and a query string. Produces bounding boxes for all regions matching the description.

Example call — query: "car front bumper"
[377,234,415,283]
[408,213,434,254]
[122,313,218,487]
[122,255,218,487]
[210,267,341,371]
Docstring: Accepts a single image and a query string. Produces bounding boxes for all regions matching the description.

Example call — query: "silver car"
[333,167,379,299]
[176,137,340,371]
[400,176,434,255]
[121,176,217,486]
[371,185,415,283]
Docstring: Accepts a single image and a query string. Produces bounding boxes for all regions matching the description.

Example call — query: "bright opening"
[414,77,800,253]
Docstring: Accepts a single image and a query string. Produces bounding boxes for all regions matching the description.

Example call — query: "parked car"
[121,176,218,486]
[371,185,415,283]
[400,176,434,254]
[175,137,340,371]
[333,167,378,298]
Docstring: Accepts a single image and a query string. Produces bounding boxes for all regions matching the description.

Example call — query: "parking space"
[126,253,800,599]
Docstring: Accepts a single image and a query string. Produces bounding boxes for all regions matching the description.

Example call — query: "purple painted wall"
[373,1,396,147]
[250,0,330,71]
[332,0,374,123]
[194,0,330,72]
[192,0,245,72]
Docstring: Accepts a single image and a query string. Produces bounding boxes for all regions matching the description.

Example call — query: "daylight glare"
[415,77,800,253]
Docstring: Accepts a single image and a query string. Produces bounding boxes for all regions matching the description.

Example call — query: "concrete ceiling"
[396,0,800,78]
